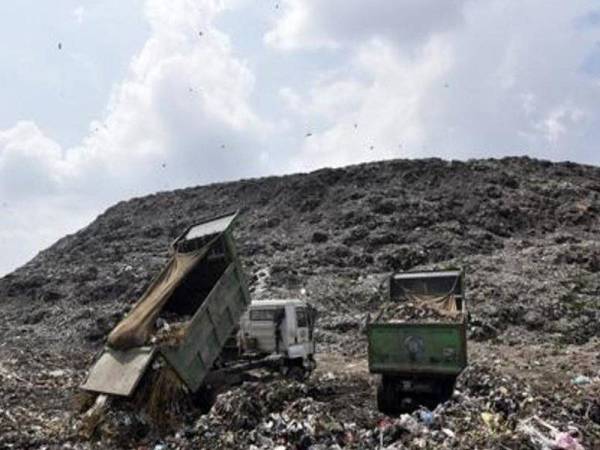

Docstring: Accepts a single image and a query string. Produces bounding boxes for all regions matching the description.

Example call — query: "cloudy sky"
[1,0,600,276]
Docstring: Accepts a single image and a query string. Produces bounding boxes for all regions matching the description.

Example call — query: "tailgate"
[81,347,155,396]
[367,322,466,375]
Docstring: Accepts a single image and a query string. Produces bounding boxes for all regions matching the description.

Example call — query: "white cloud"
[0,0,271,274]
[265,0,469,50]
[1,0,270,199]
[537,106,586,146]
[287,38,453,169]
[271,0,600,170]
[0,122,64,198]
[73,6,85,24]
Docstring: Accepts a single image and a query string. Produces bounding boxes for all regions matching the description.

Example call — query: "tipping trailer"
[81,211,251,396]
[367,269,467,413]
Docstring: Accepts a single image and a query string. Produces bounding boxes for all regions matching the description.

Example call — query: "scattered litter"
[571,375,592,386]
[519,416,586,450]
[417,409,434,426]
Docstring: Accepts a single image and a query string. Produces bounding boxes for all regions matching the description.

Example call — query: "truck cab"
[240,299,317,376]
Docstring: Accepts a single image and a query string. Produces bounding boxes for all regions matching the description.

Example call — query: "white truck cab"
[240,299,317,376]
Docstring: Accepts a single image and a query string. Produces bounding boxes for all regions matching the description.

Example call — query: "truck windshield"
[250,308,283,322]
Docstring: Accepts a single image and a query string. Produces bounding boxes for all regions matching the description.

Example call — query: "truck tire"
[286,366,306,381]
[377,379,395,414]
[439,377,456,401]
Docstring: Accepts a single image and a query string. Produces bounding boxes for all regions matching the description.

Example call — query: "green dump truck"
[81,211,250,396]
[81,211,317,398]
[367,269,467,413]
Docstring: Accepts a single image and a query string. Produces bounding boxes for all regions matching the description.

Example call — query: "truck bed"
[368,269,468,378]
[81,212,251,396]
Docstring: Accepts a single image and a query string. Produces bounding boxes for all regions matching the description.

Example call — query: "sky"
[1,0,600,276]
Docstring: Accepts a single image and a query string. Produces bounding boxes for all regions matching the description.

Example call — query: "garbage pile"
[373,295,462,323]
[73,357,198,448]
[184,361,599,449]
[152,316,191,346]
[193,373,382,449]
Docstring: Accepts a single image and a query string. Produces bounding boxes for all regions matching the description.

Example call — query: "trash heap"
[187,361,598,449]
[193,373,383,449]
[151,315,191,346]
[13,343,595,449]
[374,295,462,323]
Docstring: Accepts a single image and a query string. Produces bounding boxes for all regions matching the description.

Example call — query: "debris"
[571,375,592,386]
[518,416,586,450]
[417,409,434,426]
[555,430,585,450]
[80,394,108,438]
[481,411,502,431]
[374,296,462,323]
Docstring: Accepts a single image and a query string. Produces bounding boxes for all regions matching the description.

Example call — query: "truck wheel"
[439,377,456,401]
[377,380,395,414]
[286,366,306,381]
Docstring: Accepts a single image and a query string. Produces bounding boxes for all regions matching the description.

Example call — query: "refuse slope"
[0,156,598,448]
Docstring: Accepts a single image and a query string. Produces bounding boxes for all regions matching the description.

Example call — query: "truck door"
[294,306,309,345]
[248,307,285,353]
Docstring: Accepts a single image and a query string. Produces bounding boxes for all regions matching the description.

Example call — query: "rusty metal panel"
[81,347,155,396]
[161,261,249,391]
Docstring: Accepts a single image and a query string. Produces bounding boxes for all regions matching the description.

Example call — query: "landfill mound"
[1,156,600,448]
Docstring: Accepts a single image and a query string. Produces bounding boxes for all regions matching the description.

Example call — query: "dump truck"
[81,211,317,398]
[367,269,467,413]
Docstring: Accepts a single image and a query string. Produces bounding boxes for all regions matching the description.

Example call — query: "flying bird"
[58,42,62,50]
[305,132,312,137]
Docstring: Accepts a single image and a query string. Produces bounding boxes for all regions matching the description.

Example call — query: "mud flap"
[80,347,155,396]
